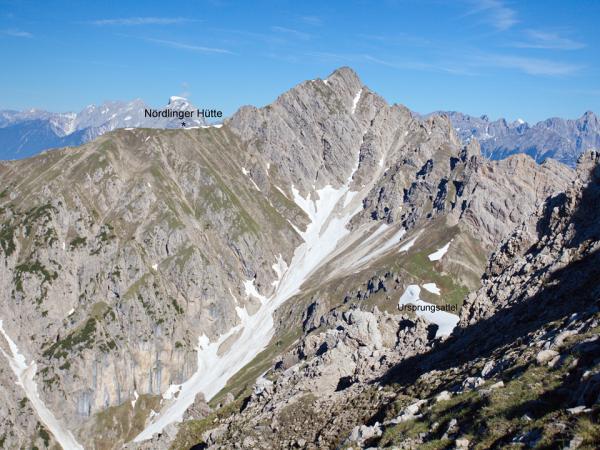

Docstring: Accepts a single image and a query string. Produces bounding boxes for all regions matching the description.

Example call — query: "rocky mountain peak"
[322,66,363,92]
[440,109,600,167]
[579,110,599,129]
[581,110,597,120]
[0,67,590,450]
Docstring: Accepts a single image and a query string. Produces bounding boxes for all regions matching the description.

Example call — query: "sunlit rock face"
[0,68,578,449]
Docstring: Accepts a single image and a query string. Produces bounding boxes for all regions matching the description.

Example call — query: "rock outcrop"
[0,67,582,449]
[190,152,600,449]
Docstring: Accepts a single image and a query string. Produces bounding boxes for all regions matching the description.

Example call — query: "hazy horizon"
[1,0,599,123]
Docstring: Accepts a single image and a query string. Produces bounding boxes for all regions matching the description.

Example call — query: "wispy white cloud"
[306,51,356,63]
[1,28,33,38]
[144,37,233,54]
[306,48,581,77]
[306,51,474,75]
[358,33,433,48]
[88,60,132,69]
[511,29,585,50]
[214,28,287,45]
[364,55,474,75]
[475,53,583,75]
[465,0,518,31]
[89,17,193,26]
[264,52,303,64]
[298,16,322,26]
[271,26,311,40]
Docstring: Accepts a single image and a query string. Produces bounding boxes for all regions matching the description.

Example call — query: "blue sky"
[1,0,598,122]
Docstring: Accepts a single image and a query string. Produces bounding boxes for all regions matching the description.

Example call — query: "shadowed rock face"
[0,67,580,449]
[191,153,599,450]
[461,151,600,326]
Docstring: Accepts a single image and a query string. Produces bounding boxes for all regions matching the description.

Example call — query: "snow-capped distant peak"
[516,118,525,125]
[169,96,188,104]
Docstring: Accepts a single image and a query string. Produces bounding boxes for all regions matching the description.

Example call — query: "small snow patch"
[162,385,182,400]
[351,89,362,114]
[422,283,441,295]
[243,279,267,304]
[398,285,458,337]
[398,232,420,253]
[353,227,406,268]
[428,240,452,261]
[271,255,288,288]
[274,185,289,199]
[131,390,139,408]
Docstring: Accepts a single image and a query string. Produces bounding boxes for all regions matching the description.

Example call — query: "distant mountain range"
[434,110,600,167]
[1,98,598,167]
[0,97,205,160]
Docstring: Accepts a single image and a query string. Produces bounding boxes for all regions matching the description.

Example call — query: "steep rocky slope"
[186,152,599,449]
[0,68,576,449]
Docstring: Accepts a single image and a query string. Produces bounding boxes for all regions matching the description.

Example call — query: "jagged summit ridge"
[436,110,600,167]
[187,153,600,449]
[0,67,582,449]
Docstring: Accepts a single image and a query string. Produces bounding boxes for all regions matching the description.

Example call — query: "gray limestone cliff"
[0,67,583,449]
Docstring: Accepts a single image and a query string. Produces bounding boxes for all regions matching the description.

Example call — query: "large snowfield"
[0,87,457,447]
[135,173,364,441]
